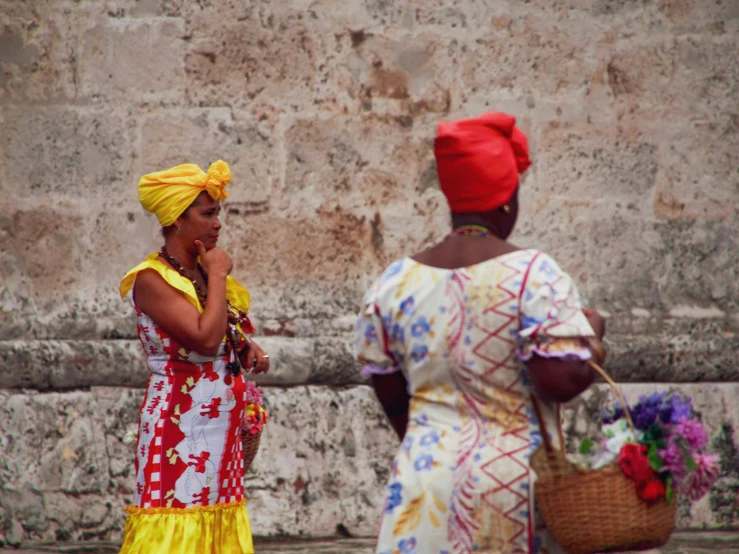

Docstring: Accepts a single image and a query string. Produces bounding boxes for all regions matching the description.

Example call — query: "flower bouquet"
[577,391,719,505]
[242,380,268,474]
[530,366,720,554]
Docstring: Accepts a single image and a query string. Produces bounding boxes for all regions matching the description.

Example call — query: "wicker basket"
[530,362,676,554]
[242,430,262,475]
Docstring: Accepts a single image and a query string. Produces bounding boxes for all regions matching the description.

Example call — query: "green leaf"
[685,455,698,471]
[579,438,594,455]
[665,475,674,503]
[648,442,665,471]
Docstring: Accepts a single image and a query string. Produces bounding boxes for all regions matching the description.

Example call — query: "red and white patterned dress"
[119,254,253,554]
[355,249,595,554]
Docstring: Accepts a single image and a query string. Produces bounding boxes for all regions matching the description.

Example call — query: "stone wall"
[1,0,737,546]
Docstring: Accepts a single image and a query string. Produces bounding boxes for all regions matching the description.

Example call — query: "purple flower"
[659,439,687,482]
[668,395,693,423]
[671,419,709,451]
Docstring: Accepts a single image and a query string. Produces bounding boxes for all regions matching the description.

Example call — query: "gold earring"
[502,205,511,214]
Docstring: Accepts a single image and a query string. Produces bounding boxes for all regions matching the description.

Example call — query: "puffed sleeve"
[354,284,400,376]
[517,253,595,361]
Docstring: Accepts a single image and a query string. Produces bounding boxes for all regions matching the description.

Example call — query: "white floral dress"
[354,249,595,554]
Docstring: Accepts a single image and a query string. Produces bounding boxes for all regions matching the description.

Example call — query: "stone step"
[2,532,739,554]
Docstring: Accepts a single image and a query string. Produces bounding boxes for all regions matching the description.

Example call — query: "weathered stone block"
[652,112,739,222]
[0,1,79,103]
[0,385,397,543]
[537,121,660,211]
[315,30,463,117]
[77,17,186,104]
[136,107,278,205]
[184,5,319,112]
[0,105,136,199]
[461,12,599,98]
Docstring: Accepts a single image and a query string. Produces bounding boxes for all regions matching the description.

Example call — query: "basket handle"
[530,357,636,455]
[587,360,636,433]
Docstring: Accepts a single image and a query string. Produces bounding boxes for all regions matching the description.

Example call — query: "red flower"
[618,443,653,484]
[618,443,667,504]
[637,477,667,503]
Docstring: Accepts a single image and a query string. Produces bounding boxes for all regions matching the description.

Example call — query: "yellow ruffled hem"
[119,499,253,554]
[119,252,251,313]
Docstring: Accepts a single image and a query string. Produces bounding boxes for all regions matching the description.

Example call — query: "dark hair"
[160,197,200,236]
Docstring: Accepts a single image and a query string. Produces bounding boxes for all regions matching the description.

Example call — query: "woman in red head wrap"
[354,113,605,553]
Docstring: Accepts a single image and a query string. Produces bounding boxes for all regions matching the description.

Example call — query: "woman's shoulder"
[362,258,413,302]
[119,253,201,309]
[120,253,174,297]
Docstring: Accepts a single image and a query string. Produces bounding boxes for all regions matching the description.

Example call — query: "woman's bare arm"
[133,269,228,357]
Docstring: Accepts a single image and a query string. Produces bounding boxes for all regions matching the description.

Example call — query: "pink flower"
[671,419,709,451]
[245,380,264,406]
[681,453,720,501]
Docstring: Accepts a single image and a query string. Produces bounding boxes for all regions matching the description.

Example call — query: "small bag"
[530,362,676,554]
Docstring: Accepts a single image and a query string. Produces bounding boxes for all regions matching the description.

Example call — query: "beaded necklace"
[160,246,254,377]
[450,224,498,238]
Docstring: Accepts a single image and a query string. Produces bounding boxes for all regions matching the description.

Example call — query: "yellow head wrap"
[138,160,232,227]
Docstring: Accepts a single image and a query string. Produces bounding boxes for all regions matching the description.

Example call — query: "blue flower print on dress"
[410,344,428,363]
[389,323,405,344]
[385,482,403,512]
[410,316,431,338]
[419,429,440,447]
[538,258,558,279]
[383,259,405,280]
[402,435,414,453]
[398,537,417,554]
[364,323,378,342]
[399,296,415,315]
[520,313,544,331]
[414,454,434,471]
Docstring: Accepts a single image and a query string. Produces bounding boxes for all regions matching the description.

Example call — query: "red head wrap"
[434,112,531,213]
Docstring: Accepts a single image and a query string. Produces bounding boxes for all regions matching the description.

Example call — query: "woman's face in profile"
[179,192,223,251]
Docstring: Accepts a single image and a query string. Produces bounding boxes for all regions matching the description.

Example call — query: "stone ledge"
[604,333,739,382]
[0,337,364,390]
[2,333,739,391]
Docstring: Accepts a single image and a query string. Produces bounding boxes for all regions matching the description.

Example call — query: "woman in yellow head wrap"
[118,160,268,554]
